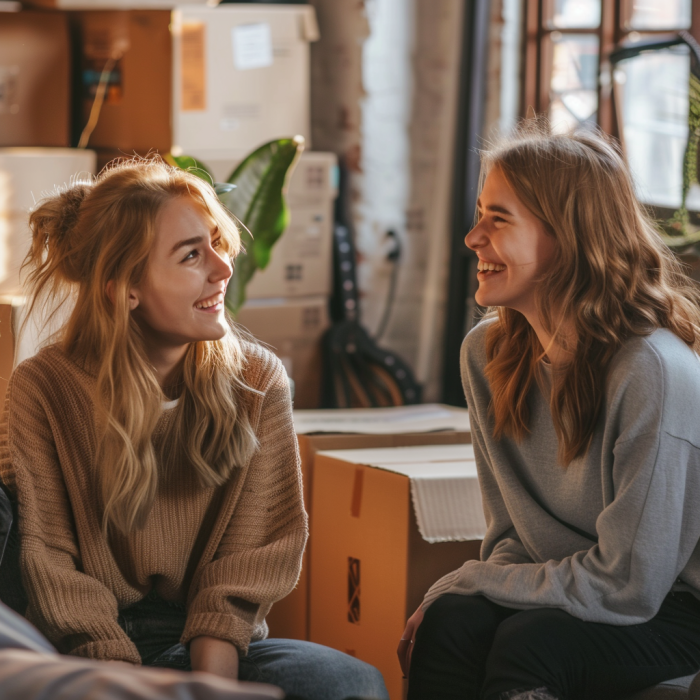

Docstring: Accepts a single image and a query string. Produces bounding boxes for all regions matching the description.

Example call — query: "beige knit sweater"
[0,343,308,665]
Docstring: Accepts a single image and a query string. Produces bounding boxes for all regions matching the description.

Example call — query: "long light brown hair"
[23,157,259,534]
[481,126,700,464]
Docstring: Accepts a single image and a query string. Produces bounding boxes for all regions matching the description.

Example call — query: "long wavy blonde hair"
[481,126,700,465]
[23,157,259,534]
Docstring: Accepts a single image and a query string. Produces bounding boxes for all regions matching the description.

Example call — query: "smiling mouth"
[477,261,506,275]
[194,293,224,312]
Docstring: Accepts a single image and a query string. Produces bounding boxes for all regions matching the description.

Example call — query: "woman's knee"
[417,594,506,650]
[246,639,389,700]
[482,608,576,699]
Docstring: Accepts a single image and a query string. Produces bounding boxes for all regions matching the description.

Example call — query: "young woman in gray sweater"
[398,127,700,700]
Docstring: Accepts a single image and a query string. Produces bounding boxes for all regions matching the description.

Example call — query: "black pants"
[407,593,700,700]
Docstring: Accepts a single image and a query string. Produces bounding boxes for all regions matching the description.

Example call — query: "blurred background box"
[0,148,96,399]
[25,1,213,6]
[73,10,172,154]
[235,295,329,409]
[172,3,318,164]
[0,148,97,299]
[0,11,70,148]
[246,151,337,300]
[266,404,470,642]
[309,444,484,700]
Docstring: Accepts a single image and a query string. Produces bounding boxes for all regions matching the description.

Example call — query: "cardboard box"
[0,12,70,148]
[74,10,172,154]
[0,148,97,297]
[235,296,329,409]
[265,404,470,642]
[26,1,210,7]
[246,200,333,299]
[172,4,319,164]
[309,444,485,700]
[244,152,337,300]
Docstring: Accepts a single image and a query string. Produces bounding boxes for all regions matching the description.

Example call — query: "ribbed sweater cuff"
[422,568,462,610]
[70,639,142,665]
[181,612,255,656]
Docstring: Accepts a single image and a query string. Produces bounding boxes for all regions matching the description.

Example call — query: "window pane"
[629,0,691,30]
[549,34,599,133]
[552,0,601,29]
[616,45,700,210]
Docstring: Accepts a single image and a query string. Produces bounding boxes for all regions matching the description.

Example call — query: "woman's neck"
[525,312,576,369]
[144,342,189,393]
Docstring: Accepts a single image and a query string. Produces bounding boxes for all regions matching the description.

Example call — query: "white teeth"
[477,261,506,272]
[195,294,223,309]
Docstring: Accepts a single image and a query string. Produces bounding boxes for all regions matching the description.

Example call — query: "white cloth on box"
[375,461,486,542]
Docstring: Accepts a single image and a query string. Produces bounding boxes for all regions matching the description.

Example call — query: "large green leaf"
[165,154,214,185]
[169,137,304,315]
[218,136,304,314]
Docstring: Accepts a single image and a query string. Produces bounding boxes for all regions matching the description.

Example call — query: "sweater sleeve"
[424,336,700,624]
[182,361,308,654]
[423,374,532,607]
[0,367,141,664]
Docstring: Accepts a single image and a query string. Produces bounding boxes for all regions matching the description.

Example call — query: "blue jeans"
[118,591,389,700]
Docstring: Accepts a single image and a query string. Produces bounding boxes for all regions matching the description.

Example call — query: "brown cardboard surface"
[0,304,14,408]
[172,5,318,163]
[0,12,70,147]
[235,297,329,410]
[245,200,334,300]
[265,429,470,643]
[309,452,480,699]
[75,10,172,153]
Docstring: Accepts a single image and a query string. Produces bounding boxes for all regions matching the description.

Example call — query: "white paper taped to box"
[318,444,486,543]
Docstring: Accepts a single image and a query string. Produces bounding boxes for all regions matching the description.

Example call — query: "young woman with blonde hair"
[0,158,388,700]
[398,127,700,700]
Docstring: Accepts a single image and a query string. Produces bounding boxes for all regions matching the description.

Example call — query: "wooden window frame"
[521,0,700,135]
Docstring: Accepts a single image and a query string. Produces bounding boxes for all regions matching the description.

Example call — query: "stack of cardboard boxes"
[0,2,336,409]
[170,4,336,409]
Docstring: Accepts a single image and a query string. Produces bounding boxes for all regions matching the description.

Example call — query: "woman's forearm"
[189,636,239,680]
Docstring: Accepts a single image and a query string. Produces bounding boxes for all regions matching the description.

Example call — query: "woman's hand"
[190,636,239,680]
[397,606,424,678]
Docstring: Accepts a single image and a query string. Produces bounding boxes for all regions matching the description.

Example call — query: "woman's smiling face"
[465,167,557,319]
[130,196,233,350]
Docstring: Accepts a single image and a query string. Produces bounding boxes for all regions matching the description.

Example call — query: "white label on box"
[232,23,273,71]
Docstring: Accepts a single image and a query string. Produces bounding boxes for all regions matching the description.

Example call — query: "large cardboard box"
[235,296,329,410]
[172,4,319,164]
[0,148,97,298]
[309,444,485,700]
[0,12,70,148]
[74,10,172,154]
[265,405,470,642]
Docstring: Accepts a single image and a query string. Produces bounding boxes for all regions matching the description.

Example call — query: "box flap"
[318,446,486,543]
[293,403,469,435]
[300,5,320,42]
[318,443,474,464]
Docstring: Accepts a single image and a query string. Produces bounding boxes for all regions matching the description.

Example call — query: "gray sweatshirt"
[423,320,700,625]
